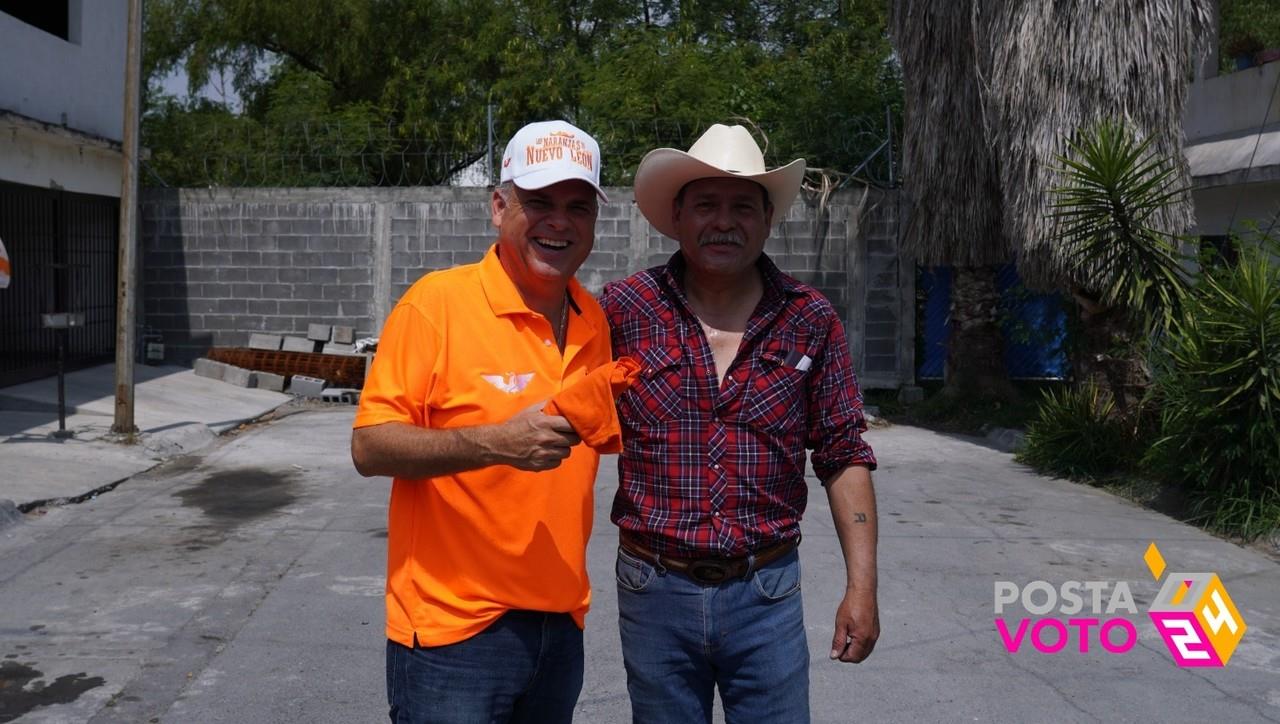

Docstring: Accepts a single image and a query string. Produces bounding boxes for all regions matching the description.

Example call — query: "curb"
[0,498,21,531]
[9,402,291,515]
[982,425,1027,454]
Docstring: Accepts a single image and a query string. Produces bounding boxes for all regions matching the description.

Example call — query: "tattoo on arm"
[854,513,868,523]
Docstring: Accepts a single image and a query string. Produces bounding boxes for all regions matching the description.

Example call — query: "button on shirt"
[601,253,877,558]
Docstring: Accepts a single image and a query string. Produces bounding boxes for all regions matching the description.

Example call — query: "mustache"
[698,233,744,247]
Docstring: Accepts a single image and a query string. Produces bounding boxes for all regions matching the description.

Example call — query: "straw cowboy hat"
[634,123,806,241]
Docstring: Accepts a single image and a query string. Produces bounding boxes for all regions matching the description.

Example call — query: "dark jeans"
[386,610,584,724]
[616,548,810,723]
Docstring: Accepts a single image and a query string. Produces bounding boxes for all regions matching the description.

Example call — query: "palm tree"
[890,1,1014,398]
[978,1,1210,285]
[890,0,1212,397]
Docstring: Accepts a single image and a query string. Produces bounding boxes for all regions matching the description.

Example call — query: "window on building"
[0,2,70,41]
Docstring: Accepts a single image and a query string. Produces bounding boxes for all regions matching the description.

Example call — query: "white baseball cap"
[500,120,608,202]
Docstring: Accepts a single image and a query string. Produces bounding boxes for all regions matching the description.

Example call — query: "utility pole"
[112,0,142,435]
[486,103,495,186]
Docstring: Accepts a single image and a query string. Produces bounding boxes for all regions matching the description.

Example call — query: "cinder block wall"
[140,187,908,387]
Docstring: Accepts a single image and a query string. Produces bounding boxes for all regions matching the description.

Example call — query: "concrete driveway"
[0,410,1276,722]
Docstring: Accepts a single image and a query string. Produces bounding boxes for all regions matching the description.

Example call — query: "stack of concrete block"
[194,357,287,392]
[248,333,283,351]
[253,371,287,392]
[192,323,366,399]
[289,375,327,398]
[282,336,316,353]
[194,358,229,381]
[320,387,361,404]
[318,324,360,355]
[251,324,359,355]
[194,358,252,388]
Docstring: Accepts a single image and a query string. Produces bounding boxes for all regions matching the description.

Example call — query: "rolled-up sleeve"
[353,300,440,430]
[806,316,877,482]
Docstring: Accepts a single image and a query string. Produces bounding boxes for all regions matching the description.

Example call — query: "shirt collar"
[479,243,589,319]
[658,251,802,306]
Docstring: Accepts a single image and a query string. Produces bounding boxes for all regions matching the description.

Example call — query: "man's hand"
[488,404,582,471]
[351,405,582,479]
[830,589,879,663]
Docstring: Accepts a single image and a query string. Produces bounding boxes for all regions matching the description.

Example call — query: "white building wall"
[1192,183,1280,237]
[0,119,123,197]
[0,2,126,197]
[0,1,127,142]
[1184,61,1280,238]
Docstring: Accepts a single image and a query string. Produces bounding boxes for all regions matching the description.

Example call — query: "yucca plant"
[1144,239,1280,540]
[1048,121,1193,412]
[1052,122,1193,328]
[1017,383,1139,481]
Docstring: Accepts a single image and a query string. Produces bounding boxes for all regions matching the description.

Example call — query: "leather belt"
[618,532,800,585]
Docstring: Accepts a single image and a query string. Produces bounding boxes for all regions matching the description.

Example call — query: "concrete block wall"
[140,186,909,387]
[851,192,911,388]
[141,190,378,361]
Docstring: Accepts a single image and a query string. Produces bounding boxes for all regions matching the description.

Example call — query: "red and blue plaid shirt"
[601,253,877,558]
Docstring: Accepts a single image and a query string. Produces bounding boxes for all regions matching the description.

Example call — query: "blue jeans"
[616,547,810,724]
[386,610,583,724]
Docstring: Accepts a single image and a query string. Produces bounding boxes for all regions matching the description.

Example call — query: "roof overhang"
[0,108,123,155]
[1185,123,1280,189]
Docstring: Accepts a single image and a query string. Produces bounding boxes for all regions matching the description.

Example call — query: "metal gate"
[0,181,118,388]
[917,264,1069,381]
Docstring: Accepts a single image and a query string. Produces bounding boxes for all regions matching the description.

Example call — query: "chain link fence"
[917,264,1071,381]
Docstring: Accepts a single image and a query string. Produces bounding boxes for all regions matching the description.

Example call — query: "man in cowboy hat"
[600,123,879,722]
[353,119,614,723]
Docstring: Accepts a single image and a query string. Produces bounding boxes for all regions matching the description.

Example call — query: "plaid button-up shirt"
[601,253,877,558]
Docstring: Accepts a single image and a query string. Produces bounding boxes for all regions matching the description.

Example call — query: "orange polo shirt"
[354,245,612,647]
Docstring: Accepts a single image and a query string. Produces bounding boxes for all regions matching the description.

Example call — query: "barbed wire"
[141,110,899,189]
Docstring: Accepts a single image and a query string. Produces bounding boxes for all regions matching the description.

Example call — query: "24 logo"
[1145,543,1247,667]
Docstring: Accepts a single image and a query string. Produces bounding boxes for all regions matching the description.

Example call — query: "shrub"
[1018,383,1140,481]
[1143,241,1280,539]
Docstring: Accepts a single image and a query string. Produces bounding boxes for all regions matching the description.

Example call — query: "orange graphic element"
[1143,541,1166,579]
[1170,579,1193,606]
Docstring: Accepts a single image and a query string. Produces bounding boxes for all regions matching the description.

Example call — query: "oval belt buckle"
[688,559,729,584]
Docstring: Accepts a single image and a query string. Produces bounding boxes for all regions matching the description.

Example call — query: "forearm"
[351,421,502,479]
[825,464,878,597]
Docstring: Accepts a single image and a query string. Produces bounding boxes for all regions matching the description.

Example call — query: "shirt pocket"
[619,343,685,426]
[736,342,811,436]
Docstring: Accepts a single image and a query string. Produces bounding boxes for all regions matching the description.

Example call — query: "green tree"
[1220,0,1280,69]
[142,0,899,187]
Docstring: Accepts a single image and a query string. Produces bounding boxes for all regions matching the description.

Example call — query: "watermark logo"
[993,542,1247,667]
[1144,542,1247,667]
[993,580,1139,655]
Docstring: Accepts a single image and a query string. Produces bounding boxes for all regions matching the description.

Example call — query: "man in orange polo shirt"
[351,120,612,724]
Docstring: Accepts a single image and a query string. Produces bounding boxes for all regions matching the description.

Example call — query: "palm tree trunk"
[1071,292,1148,416]
[945,264,1012,397]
